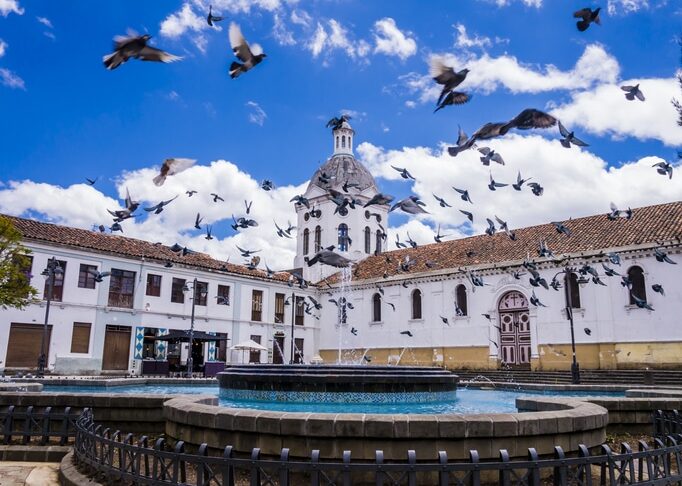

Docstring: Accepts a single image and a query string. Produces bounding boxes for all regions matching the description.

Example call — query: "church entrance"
[497,291,531,369]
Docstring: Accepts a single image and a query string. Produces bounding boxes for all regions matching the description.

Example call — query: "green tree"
[0,216,37,309]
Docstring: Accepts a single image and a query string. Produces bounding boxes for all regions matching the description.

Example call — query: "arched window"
[455,284,468,316]
[303,228,309,255]
[628,266,646,304]
[568,272,581,308]
[375,230,382,254]
[348,135,352,151]
[314,226,322,252]
[338,224,349,251]
[372,293,381,322]
[411,289,422,320]
[336,136,339,149]
[364,227,371,254]
[342,135,346,148]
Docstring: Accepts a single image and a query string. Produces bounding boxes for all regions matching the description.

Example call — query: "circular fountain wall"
[217,364,458,404]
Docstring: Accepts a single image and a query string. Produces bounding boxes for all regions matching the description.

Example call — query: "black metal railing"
[73,408,682,486]
[0,405,80,445]
[654,409,682,438]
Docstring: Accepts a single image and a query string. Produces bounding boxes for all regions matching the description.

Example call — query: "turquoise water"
[43,384,623,414]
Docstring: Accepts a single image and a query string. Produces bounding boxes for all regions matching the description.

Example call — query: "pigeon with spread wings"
[229,23,267,78]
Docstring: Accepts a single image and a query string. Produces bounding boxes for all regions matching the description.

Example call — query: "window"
[411,289,422,320]
[275,293,285,323]
[348,136,352,151]
[295,296,305,326]
[375,230,383,254]
[194,281,208,306]
[303,228,310,255]
[314,226,322,252]
[338,224,349,251]
[364,227,371,254]
[336,136,339,149]
[628,266,647,304]
[44,260,66,302]
[294,338,304,364]
[78,264,97,289]
[217,285,230,305]
[251,290,263,321]
[455,284,468,316]
[146,274,161,297]
[568,273,581,309]
[249,335,261,363]
[107,268,135,308]
[372,293,382,322]
[70,322,91,353]
[342,135,346,148]
[142,327,159,359]
[171,278,186,304]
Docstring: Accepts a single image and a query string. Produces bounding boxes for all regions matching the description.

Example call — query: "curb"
[59,451,103,486]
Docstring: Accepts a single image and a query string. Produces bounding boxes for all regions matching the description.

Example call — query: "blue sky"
[0,0,681,268]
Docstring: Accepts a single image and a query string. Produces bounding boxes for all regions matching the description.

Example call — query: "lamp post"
[289,291,296,364]
[38,257,62,377]
[552,266,589,384]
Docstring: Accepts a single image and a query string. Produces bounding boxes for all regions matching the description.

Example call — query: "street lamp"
[289,291,296,364]
[38,257,62,377]
[183,278,207,378]
[551,266,589,384]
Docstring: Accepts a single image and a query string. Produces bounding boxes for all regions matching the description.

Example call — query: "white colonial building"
[1,122,681,374]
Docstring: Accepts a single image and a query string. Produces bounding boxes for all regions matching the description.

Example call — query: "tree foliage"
[673,37,682,128]
[0,216,37,309]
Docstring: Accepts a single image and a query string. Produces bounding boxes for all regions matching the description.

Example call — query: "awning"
[154,330,229,343]
[230,339,268,351]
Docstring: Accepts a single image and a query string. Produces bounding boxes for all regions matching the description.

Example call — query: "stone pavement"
[0,461,59,486]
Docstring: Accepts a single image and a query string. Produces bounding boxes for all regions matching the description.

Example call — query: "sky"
[0,0,681,270]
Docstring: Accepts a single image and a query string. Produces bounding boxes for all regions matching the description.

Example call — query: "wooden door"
[5,323,52,368]
[102,325,131,370]
[499,311,531,366]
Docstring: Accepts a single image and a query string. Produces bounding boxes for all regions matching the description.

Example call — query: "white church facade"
[1,123,681,374]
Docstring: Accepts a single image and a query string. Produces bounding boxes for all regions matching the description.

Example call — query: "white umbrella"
[230,339,268,363]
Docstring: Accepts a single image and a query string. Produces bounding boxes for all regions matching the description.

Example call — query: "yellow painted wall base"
[320,342,682,370]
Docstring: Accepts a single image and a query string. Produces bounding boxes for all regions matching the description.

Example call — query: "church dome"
[307,154,378,194]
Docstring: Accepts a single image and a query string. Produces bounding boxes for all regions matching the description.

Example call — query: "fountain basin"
[217,364,458,404]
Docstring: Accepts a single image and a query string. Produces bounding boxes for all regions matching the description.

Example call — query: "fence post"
[311,449,321,486]
[653,438,670,478]
[152,437,166,481]
[438,451,448,486]
[279,448,290,486]
[197,443,210,486]
[498,449,511,486]
[60,406,72,446]
[469,450,480,486]
[407,450,417,486]
[22,406,34,444]
[250,448,261,486]
[553,446,567,486]
[600,444,616,486]
[40,406,52,445]
[173,440,186,484]
[620,442,635,483]
[342,450,352,486]
[222,445,235,486]
[577,445,592,486]
[527,448,540,486]
[375,450,384,486]
[3,405,14,444]
[637,440,651,482]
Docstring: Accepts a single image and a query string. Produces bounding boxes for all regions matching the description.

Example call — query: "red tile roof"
[334,201,682,283]
[2,214,293,283]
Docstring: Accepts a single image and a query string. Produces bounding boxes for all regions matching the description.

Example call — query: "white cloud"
[0,68,25,90]
[372,18,416,60]
[0,0,23,16]
[454,23,492,49]
[160,2,207,38]
[306,19,370,63]
[290,9,311,27]
[43,31,56,41]
[273,12,295,46]
[552,77,682,147]
[246,101,267,126]
[357,135,682,241]
[404,43,620,104]
[36,16,52,28]
[0,160,306,270]
[486,0,542,7]
[607,0,649,15]
[196,0,282,14]
[0,39,6,58]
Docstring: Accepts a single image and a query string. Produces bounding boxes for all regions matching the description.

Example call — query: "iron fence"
[0,405,80,445]
[654,409,682,438]
[73,408,682,486]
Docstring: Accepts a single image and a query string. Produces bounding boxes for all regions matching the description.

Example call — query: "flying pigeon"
[390,196,428,215]
[364,193,394,208]
[434,91,472,112]
[621,84,645,101]
[306,248,353,268]
[453,187,473,204]
[430,59,470,105]
[186,190,197,197]
[584,327,592,336]
[87,269,111,283]
[236,246,260,257]
[391,166,415,180]
[478,147,505,166]
[447,125,476,157]
[653,248,676,264]
[433,194,451,208]
[290,195,310,208]
[503,108,557,133]
[552,221,571,236]
[631,293,654,311]
[395,234,407,249]
[194,213,203,230]
[652,161,673,179]
[601,263,620,277]
[206,5,224,26]
[228,23,267,78]
[485,218,496,236]
[558,121,589,148]
[574,7,601,31]
[527,182,544,196]
[210,193,224,203]
[440,316,450,325]
[530,290,546,307]
[434,225,449,243]
[85,177,97,186]
[400,330,413,337]
[606,252,621,265]
[244,200,253,214]
[261,180,275,191]
[651,284,665,296]
[512,171,531,191]
[103,32,181,70]
[144,196,178,214]
[152,158,196,186]
[488,173,508,191]
[205,225,213,240]
[460,209,474,222]
[405,232,418,249]
[350,327,358,336]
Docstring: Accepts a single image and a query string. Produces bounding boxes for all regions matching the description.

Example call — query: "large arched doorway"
[498,291,530,369]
